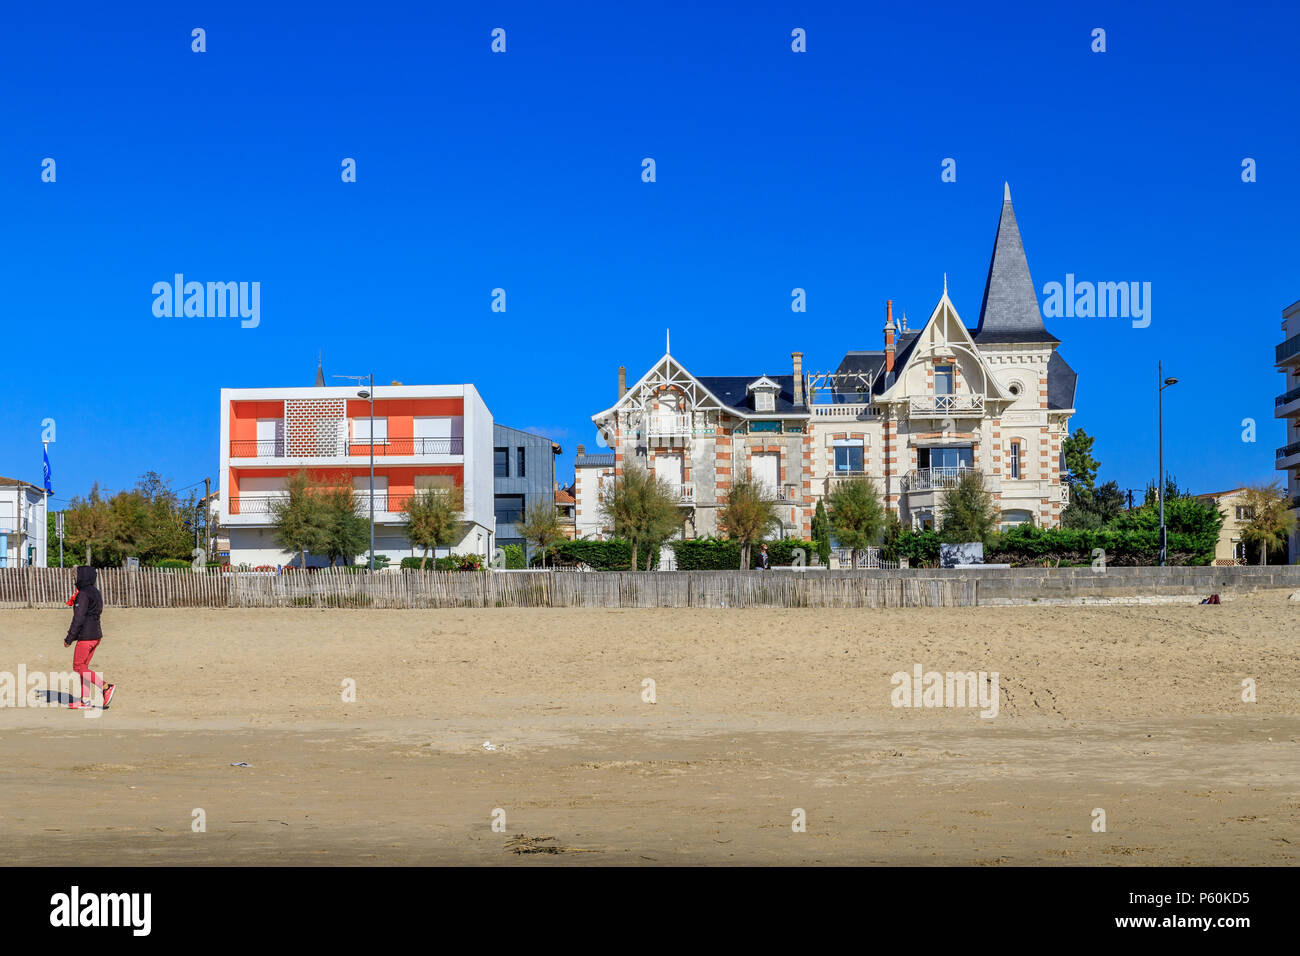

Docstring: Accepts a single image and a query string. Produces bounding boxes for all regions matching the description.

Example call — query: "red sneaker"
[67,699,89,709]
[102,684,116,709]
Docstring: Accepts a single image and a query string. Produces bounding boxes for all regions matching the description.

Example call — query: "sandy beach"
[1,592,1296,865]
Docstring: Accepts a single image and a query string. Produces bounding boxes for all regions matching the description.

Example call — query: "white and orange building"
[218,376,495,567]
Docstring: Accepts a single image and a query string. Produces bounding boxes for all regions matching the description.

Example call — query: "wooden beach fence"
[0,567,978,610]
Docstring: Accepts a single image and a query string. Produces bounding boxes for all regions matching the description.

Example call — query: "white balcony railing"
[676,482,695,503]
[228,494,406,517]
[810,403,871,419]
[909,395,984,417]
[645,415,692,439]
[902,466,971,492]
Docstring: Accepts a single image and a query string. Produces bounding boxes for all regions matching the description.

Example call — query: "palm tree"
[719,476,780,569]
[1237,482,1296,566]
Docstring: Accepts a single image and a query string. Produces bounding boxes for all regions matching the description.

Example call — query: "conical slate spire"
[314,352,325,386]
[974,183,1058,343]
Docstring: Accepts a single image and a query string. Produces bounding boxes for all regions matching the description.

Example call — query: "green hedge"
[531,539,659,571]
[986,524,1213,567]
[669,537,817,570]
[500,544,525,569]
[400,554,486,571]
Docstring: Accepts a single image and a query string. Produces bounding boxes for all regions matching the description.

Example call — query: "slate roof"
[832,333,921,396]
[695,374,808,414]
[974,185,1059,346]
[1046,351,1077,410]
[574,453,615,468]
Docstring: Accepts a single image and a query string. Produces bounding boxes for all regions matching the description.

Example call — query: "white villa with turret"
[574,185,1078,542]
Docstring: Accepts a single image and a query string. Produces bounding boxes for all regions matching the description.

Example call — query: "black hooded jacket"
[66,566,103,642]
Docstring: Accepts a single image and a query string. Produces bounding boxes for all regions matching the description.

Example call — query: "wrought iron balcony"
[230,437,464,459]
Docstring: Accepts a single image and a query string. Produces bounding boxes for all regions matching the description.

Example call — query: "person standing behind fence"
[64,566,116,710]
[758,544,770,570]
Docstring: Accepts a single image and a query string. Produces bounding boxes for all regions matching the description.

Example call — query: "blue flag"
[42,445,53,495]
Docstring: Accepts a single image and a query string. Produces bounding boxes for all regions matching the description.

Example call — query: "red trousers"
[72,640,105,698]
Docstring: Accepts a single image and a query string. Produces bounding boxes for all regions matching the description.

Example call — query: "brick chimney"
[618,366,627,399]
[577,443,585,458]
[884,299,896,374]
[791,351,804,406]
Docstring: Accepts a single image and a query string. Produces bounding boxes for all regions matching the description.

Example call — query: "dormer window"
[747,376,781,413]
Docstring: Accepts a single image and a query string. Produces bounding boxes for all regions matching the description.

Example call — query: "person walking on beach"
[64,566,115,710]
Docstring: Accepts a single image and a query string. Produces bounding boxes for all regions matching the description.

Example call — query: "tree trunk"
[86,543,92,567]
[300,549,306,569]
[1260,544,1268,566]
[851,548,859,570]
[420,547,428,571]
[630,542,638,571]
[646,548,653,571]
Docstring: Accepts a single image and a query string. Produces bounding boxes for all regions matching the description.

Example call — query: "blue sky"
[2,0,1297,507]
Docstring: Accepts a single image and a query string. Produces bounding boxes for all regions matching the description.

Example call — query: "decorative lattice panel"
[285,398,346,457]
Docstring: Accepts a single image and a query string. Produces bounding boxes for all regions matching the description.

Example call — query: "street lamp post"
[336,372,376,572]
[361,375,375,572]
[1158,362,1179,567]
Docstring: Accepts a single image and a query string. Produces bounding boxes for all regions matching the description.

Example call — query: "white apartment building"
[218,373,495,567]
[0,477,48,567]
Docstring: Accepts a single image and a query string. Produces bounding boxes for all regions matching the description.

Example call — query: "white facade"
[218,383,495,567]
[0,479,48,567]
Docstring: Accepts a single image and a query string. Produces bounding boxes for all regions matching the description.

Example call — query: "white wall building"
[218,375,495,567]
[0,477,48,567]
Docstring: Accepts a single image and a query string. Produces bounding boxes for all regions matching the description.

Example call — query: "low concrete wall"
[907,564,1300,603]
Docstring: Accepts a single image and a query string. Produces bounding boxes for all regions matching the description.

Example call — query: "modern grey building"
[493,424,560,560]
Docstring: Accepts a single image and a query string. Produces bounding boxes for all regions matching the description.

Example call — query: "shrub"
[532,539,658,571]
[500,543,525,569]
[985,524,1214,567]
[669,537,815,570]
[890,529,941,566]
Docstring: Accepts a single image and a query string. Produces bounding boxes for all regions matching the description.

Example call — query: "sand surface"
[1,592,1296,865]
